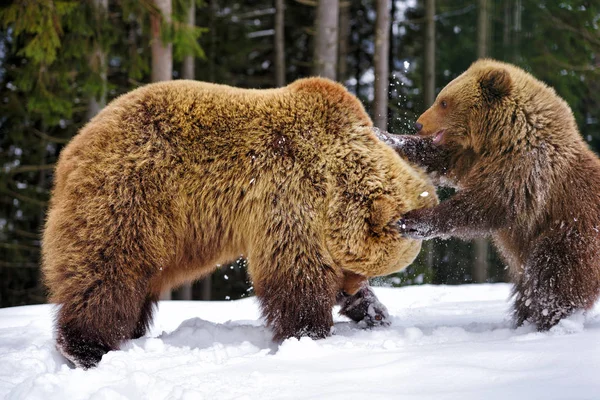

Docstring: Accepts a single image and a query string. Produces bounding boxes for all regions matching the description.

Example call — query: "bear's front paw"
[361,299,391,328]
[398,211,435,240]
[56,332,110,369]
[338,286,390,328]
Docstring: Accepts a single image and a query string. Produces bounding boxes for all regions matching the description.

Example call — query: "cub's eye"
[440,100,448,109]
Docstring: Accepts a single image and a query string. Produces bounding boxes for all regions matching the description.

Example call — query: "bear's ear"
[478,68,512,103]
[369,194,397,233]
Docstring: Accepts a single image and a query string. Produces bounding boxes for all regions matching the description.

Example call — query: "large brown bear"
[378,59,600,331]
[42,78,437,368]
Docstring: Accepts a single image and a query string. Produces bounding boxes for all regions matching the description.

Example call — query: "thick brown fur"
[42,78,437,368]
[382,59,600,331]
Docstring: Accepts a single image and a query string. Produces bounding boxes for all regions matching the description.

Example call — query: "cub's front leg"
[399,190,507,240]
[374,130,451,177]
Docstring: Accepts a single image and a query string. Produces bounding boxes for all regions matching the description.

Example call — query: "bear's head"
[324,134,438,280]
[289,77,438,285]
[413,59,578,186]
[415,59,515,153]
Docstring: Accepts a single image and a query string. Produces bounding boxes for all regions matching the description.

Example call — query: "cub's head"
[413,59,579,187]
[415,59,515,154]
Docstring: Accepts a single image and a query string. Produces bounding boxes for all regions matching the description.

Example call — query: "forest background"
[1,0,598,306]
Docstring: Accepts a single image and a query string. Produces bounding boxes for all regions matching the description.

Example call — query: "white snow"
[1,284,599,400]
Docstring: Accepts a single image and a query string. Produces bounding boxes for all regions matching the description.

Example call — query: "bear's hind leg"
[55,276,149,369]
[514,231,600,331]
[132,295,158,339]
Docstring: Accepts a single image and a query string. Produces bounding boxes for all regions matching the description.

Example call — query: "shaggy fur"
[42,78,437,368]
[381,59,600,330]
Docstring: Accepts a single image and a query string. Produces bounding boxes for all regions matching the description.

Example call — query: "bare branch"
[0,242,40,252]
[237,8,275,19]
[0,188,48,207]
[294,0,317,7]
[542,51,600,74]
[0,260,39,269]
[13,228,40,240]
[30,128,70,144]
[6,164,55,176]
[396,4,476,25]
[539,7,600,48]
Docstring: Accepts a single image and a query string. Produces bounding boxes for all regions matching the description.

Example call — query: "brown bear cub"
[378,59,600,331]
[43,78,437,368]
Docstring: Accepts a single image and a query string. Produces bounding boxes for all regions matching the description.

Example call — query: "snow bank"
[1,284,599,400]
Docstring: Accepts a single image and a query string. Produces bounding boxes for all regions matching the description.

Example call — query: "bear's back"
[50,78,380,245]
[68,78,371,162]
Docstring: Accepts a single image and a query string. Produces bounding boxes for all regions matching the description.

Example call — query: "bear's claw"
[398,209,436,240]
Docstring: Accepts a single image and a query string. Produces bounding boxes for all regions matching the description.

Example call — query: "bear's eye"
[440,100,448,109]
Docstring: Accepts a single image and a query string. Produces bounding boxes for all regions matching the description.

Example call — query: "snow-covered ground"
[1,284,599,400]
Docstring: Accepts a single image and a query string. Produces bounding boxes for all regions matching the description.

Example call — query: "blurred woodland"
[0,0,599,306]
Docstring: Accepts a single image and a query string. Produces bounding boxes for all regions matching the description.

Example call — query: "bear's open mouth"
[433,130,445,144]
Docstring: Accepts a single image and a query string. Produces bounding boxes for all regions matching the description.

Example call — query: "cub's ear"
[478,68,512,102]
[369,194,397,233]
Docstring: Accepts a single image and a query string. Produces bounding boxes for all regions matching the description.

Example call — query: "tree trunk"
[513,0,521,62]
[503,0,512,59]
[473,0,491,284]
[354,3,361,95]
[473,239,489,283]
[152,0,173,300]
[423,0,436,272]
[181,0,195,81]
[200,276,212,300]
[86,0,108,121]
[477,0,489,59]
[337,1,350,82]
[208,0,217,83]
[424,0,435,107]
[313,0,339,80]
[151,0,173,83]
[373,0,390,130]
[388,0,395,83]
[275,0,285,87]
